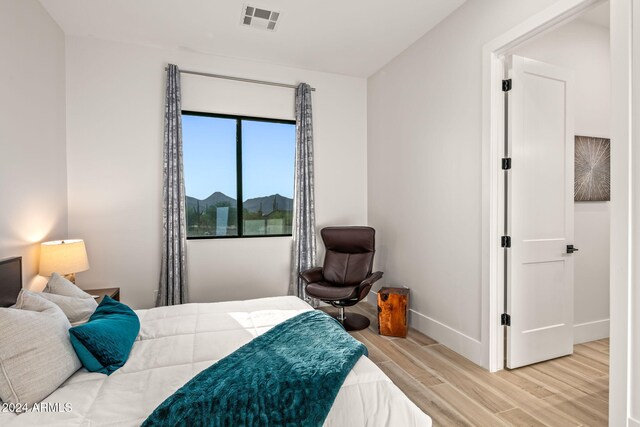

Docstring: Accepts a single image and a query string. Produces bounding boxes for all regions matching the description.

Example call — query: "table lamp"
[39,239,90,283]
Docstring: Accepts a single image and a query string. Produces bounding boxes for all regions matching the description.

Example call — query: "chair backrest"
[321,226,375,286]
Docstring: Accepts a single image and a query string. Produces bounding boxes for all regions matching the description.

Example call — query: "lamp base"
[63,273,76,284]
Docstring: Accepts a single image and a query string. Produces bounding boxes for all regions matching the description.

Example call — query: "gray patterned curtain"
[289,83,317,303]
[157,64,188,306]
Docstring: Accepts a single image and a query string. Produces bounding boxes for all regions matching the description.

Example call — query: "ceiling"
[39,0,466,78]
[579,1,609,28]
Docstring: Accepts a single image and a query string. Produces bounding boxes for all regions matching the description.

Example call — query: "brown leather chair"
[300,226,383,331]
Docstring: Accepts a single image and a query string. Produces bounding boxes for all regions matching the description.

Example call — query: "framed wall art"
[574,135,610,202]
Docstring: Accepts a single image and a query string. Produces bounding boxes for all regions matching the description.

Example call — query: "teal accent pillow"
[69,296,140,375]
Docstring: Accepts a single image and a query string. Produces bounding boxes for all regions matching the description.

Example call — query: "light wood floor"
[322,303,609,427]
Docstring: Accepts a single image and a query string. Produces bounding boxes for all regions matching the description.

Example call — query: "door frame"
[482,0,605,373]
[484,0,637,424]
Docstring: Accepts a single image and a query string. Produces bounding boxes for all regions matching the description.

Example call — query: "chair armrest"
[360,271,384,288]
[357,271,384,301]
[299,267,323,284]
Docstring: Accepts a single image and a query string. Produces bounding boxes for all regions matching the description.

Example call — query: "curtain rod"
[165,67,316,91]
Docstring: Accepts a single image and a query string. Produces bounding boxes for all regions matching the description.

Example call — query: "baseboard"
[573,319,609,344]
[368,291,608,364]
[368,290,484,366]
[409,309,485,366]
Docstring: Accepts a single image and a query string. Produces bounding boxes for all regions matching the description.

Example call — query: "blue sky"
[182,115,295,201]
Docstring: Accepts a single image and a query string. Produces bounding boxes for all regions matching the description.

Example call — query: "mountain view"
[186,192,293,216]
[186,192,293,237]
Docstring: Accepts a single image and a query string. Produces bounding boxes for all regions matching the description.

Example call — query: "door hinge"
[502,79,512,92]
[502,158,512,170]
[501,313,511,326]
[501,236,511,248]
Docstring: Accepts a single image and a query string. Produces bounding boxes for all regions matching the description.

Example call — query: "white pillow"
[45,272,94,298]
[0,290,81,405]
[35,292,98,326]
[42,273,98,325]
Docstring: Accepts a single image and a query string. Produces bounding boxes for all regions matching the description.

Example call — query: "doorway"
[504,8,611,369]
[482,0,635,424]
[482,0,611,373]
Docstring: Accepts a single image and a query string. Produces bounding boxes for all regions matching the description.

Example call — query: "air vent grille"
[242,4,279,31]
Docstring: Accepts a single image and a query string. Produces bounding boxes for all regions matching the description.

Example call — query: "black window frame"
[182,110,295,240]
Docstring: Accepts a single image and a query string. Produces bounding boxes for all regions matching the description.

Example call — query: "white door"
[506,55,575,369]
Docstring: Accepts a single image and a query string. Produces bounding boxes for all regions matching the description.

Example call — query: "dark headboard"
[0,257,22,307]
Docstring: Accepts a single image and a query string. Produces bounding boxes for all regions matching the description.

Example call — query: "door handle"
[567,245,579,254]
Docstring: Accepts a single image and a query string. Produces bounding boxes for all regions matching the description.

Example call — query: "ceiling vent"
[241,5,280,31]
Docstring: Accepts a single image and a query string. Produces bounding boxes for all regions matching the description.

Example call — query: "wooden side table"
[377,287,409,337]
[85,287,120,304]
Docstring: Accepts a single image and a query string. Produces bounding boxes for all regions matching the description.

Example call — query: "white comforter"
[1,296,431,426]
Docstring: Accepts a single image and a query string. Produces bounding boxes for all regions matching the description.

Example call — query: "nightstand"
[85,287,120,304]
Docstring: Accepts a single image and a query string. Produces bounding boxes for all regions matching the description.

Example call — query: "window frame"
[182,110,296,240]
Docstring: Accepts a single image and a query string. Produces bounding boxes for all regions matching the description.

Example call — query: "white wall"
[514,19,610,344]
[65,36,367,309]
[0,0,67,291]
[366,0,559,367]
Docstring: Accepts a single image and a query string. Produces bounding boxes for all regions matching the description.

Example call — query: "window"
[182,111,295,239]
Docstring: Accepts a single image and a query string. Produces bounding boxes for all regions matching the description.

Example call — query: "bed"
[0,257,431,426]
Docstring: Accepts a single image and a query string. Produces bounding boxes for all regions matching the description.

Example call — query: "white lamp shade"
[39,239,90,276]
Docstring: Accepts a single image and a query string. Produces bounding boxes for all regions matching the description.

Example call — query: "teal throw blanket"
[143,310,368,427]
